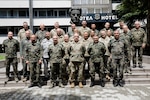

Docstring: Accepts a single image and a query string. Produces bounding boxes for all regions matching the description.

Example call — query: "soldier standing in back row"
[131,21,147,68]
[108,30,129,87]
[2,31,19,83]
[18,22,33,42]
[20,30,31,82]
[88,35,106,87]
[35,24,47,43]
[48,35,65,88]
[25,35,43,88]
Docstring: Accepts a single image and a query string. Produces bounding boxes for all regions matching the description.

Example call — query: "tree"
[117,0,150,55]
[117,0,148,27]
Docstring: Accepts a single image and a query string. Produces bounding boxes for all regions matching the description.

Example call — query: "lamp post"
[29,0,33,32]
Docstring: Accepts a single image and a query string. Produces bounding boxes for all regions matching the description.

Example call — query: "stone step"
[124,73,150,78]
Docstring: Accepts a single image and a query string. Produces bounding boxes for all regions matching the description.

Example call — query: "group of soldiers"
[2,20,147,88]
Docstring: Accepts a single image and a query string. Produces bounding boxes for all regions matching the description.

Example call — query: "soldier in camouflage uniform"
[61,34,70,83]
[20,30,31,81]
[48,35,65,88]
[99,30,111,80]
[99,22,113,38]
[120,25,132,74]
[69,33,86,88]
[56,28,64,43]
[90,24,99,36]
[17,22,33,42]
[35,24,47,43]
[2,31,19,82]
[131,21,147,68]
[25,35,42,88]
[108,30,129,87]
[78,20,91,37]
[50,22,65,37]
[88,35,106,87]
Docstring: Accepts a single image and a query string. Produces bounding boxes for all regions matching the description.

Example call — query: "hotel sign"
[80,13,118,22]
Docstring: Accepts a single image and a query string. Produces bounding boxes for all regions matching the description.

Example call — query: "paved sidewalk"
[0,85,150,100]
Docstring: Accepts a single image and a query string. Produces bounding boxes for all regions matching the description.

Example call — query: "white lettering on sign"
[80,16,93,21]
[101,15,118,20]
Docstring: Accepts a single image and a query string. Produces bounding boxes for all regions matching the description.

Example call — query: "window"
[81,0,87,4]
[95,0,102,4]
[59,10,66,17]
[88,8,94,13]
[95,9,101,13]
[88,0,94,4]
[82,8,88,14]
[102,8,109,13]
[74,0,81,4]
[47,10,53,17]
[102,0,109,4]
[19,11,26,17]
[0,10,7,17]
[39,10,46,17]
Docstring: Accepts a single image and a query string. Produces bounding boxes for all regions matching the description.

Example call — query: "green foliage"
[117,0,148,23]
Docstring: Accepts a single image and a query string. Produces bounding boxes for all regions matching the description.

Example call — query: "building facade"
[0,0,71,35]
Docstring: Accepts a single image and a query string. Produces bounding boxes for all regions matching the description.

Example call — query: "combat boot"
[79,82,83,88]
[28,83,35,88]
[49,82,55,89]
[70,82,75,88]
[118,79,125,87]
[139,65,143,68]
[59,82,64,88]
[113,79,118,87]
[14,77,19,83]
[22,77,27,82]
[37,83,42,88]
[90,78,95,87]
[100,79,105,87]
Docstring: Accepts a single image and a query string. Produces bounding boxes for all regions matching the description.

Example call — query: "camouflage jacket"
[20,38,30,58]
[61,41,70,60]
[108,37,129,59]
[35,30,47,43]
[17,28,32,42]
[25,41,42,62]
[69,41,86,62]
[2,38,19,58]
[130,28,147,46]
[87,42,106,63]
[48,43,65,63]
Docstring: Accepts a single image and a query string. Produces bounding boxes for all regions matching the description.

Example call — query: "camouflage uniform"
[68,41,86,83]
[2,38,19,81]
[99,28,113,38]
[78,27,91,37]
[61,41,70,81]
[25,41,42,84]
[17,28,32,42]
[35,30,47,43]
[131,28,147,67]
[48,43,65,86]
[120,30,132,73]
[50,28,65,37]
[108,37,128,83]
[99,36,111,79]
[20,37,30,78]
[87,41,106,85]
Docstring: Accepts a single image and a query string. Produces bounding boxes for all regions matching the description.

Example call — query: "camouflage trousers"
[29,62,40,84]
[5,57,18,78]
[69,61,84,82]
[112,57,124,80]
[50,62,63,83]
[89,59,105,80]
[62,59,70,81]
[132,46,143,66]
[22,58,28,78]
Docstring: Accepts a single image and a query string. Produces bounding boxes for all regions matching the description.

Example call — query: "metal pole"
[29,0,33,32]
